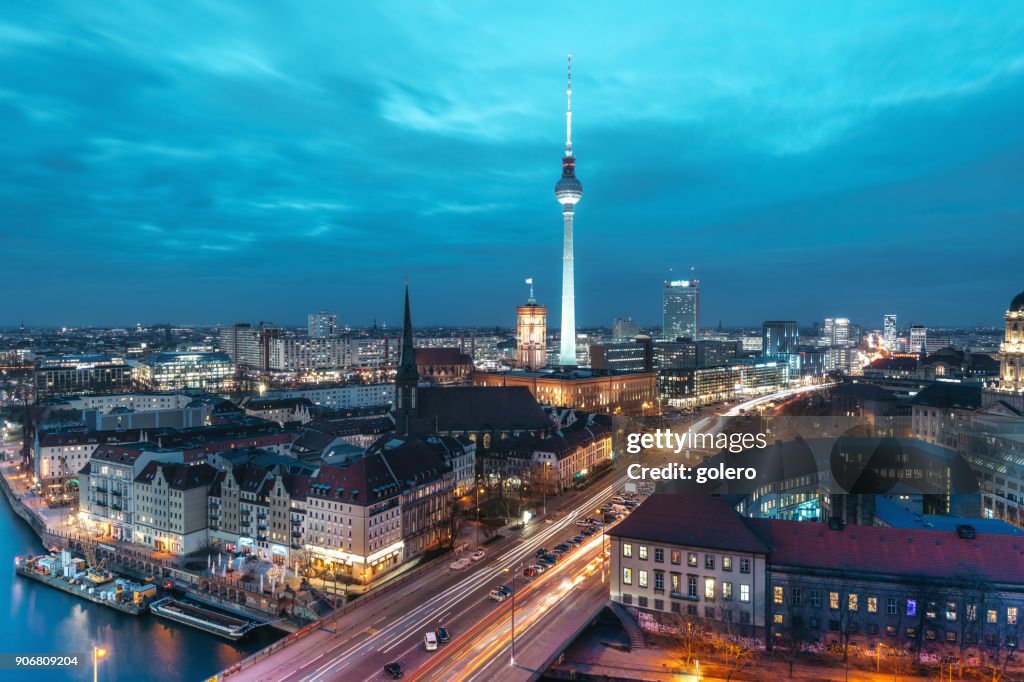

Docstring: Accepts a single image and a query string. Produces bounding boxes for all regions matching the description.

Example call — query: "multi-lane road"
[238,384,830,682]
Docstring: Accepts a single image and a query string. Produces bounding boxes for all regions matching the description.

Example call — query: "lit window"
[639,545,648,560]
[830,592,840,610]
[622,543,632,558]
[946,602,957,622]
[740,584,750,603]
[867,596,877,613]
[848,593,858,612]
[1009,607,1019,625]
[773,586,784,605]
[639,570,648,588]
[688,552,698,567]
[705,578,716,600]
[623,568,632,585]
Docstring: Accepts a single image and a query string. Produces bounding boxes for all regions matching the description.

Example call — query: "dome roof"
[1012,290,1024,312]
[554,175,583,196]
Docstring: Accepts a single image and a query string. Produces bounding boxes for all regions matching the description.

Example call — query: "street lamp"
[93,647,107,682]
[504,562,523,667]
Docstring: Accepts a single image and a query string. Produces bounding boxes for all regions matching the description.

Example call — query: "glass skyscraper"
[662,280,700,340]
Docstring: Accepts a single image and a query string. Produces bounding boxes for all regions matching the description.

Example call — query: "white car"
[488,589,507,602]
[449,558,470,570]
[424,631,438,651]
[471,550,486,562]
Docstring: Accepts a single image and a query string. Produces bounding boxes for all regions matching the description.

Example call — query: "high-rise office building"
[612,317,640,341]
[823,317,850,347]
[910,325,927,354]
[554,56,583,366]
[762,321,799,358]
[883,314,897,352]
[308,310,339,338]
[516,279,547,371]
[663,280,700,340]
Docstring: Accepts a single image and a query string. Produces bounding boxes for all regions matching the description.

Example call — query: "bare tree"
[711,621,757,682]
[775,582,814,678]
[663,612,708,669]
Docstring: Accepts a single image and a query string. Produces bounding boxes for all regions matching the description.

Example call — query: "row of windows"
[772,586,1019,624]
[623,569,752,603]
[621,543,751,573]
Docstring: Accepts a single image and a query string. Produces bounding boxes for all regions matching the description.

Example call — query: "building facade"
[663,280,700,341]
[516,300,548,372]
[139,352,234,391]
[308,311,339,338]
[34,355,135,399]
[473,369,659,416]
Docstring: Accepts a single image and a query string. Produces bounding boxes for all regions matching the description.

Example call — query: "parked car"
[384,662,405,679]
[575,518,591,526]
[538,558,554,568]
[523,566,537,578]
[543,553,559,563]
[488,589,508,602]
[581,527,597,536]
[536,547,548,557]
[572,535,585,544]
[471,550,486,562]
[554,543,571,553]
[424,631,438,651]
[532,563,546,574]
[436,627,450,643]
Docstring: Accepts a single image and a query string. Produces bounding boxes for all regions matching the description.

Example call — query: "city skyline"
[2,3,1024,328]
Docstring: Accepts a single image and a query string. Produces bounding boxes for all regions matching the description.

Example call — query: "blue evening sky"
[2,2,1023,328]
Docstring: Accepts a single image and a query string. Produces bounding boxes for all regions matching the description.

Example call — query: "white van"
[424,631,438,651]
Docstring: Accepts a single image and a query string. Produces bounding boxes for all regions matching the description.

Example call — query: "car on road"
[471,550,486,562]
[523,566,537,578]
[488,589,508,602]
[554,543,571,553]
[436,627,450,643]
[538,558,554,568]
[575,518,591,526]
[543,553,559,563]
[581,527,597,536]
[531,563,546,574]
[536,547,548,557]
[572,535,585,543]
[497,584,513,597]
[424,631,438,651]
[384,662,405,679]
[449,558,470,570]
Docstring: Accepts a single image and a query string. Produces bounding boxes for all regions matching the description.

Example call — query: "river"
[1,492,285,682]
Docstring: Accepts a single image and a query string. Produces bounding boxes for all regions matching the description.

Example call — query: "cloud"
[0,2,1022,326]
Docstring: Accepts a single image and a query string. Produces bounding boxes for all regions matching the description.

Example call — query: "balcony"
[110,489,121,497]
[290,517,301,525]
[257,534,268,542]
[291,530,302,538]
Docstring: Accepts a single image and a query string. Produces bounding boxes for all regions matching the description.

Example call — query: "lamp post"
[93,646,107,682]
[505,562,522,667]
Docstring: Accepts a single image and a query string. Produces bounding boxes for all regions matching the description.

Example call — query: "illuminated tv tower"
[555,54,583,366]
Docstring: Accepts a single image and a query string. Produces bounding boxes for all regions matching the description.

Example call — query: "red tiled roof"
[614,494,1024,585]
[414,347,472,366]
[611,494,770,555]
[747,517,1024,584]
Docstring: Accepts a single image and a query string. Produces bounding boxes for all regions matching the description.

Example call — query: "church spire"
[396,279,418,383]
